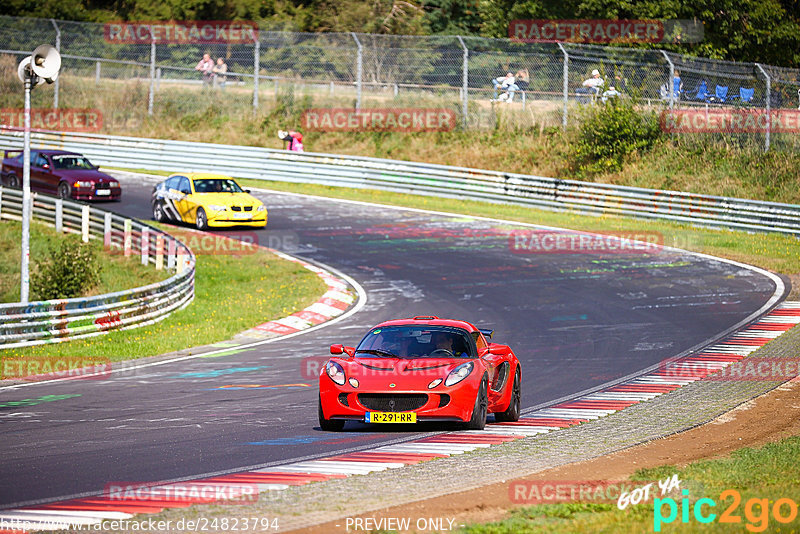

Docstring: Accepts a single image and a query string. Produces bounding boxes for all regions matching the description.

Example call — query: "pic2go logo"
[654,489,799,532]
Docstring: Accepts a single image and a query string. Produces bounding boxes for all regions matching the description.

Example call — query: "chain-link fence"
[2,15,799,150]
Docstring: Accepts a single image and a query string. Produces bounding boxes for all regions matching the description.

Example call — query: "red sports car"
[318,316,521,431]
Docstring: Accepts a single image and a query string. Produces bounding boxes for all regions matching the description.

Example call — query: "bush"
[572,100,662,177]
[31,235,102,300]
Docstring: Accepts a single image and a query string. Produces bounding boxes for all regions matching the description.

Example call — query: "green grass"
[0,223,327,362]
[0,219,168,303]
[459,436,800,533]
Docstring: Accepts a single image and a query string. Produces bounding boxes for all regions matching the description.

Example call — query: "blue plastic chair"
[712,85,729,103]
[739,87,754,103]
[673,76,683,97]
[693,80,709,101]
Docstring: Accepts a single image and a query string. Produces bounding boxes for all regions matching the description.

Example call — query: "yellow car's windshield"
[193,179,244,193]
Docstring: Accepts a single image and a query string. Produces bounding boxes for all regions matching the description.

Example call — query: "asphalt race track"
[0,174,785,507]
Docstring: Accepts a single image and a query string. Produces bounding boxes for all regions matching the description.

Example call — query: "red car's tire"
[58,182,71,200]
[494,367,521,422]
[465,376,488,430]
[7,174,19,188]
[318,397,345,432]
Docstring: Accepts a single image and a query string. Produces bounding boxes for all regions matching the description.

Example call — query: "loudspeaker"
[17,56,46,86]
[31,44,61,83]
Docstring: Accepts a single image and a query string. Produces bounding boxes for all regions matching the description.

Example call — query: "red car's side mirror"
[330,344,344,354]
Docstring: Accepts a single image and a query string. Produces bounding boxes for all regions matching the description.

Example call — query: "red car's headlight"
[445,361,474,387]
[326,361,346,386]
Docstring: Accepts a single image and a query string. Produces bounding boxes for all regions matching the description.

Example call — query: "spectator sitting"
[212,57,228,90]
[576,69,605,103]
[491,72,515,101]
[601,86,622,103]
[514,68,529,91]
[195,53,214,88]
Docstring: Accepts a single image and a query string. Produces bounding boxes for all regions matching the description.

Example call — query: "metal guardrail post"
[660,50,675,109]
[155,234,164,270]
[457,36,469,129]
[141,226,149,265]
[124,218,132,256]
[755,63,771,152]
[168,238,176,269]
[103,211,111,247]
[81,204,90,242]
[253,39,260,114]
[351,32,363,110]
[55,198,63,232]
[557,43,568,130]
[95,61,100,86]
[50,19,61,110]
[148,29,156,116]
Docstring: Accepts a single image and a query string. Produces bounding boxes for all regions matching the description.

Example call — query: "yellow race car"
[151,173,267,229]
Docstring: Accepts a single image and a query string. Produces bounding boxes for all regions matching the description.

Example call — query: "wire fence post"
[457,36,469,129]
[557,43,568,130]
[50,19,60,110]
[252,39,260,115]
[148,30,156,116]
[755,63,771,152]
[660,50,675,109]
[351,32,362,110]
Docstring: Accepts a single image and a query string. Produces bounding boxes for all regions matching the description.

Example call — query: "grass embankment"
[460,436,800,533]
[0,223,327,362]
[0,219,167,303]
[3,61,799,205]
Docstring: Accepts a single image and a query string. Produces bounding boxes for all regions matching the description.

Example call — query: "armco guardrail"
[0,185,195,349]
[2,128,800,235]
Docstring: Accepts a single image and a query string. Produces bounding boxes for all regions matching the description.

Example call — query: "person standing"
[195,53,214,89]
[212,57,228,90]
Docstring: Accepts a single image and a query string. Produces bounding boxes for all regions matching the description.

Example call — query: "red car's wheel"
[494,367,521,422]
[465,376,488,430]
[7,174,19,188]
[318,396,345,431]
[58,182,71,200]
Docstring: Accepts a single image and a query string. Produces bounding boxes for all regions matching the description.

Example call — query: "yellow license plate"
[365,411,416,423]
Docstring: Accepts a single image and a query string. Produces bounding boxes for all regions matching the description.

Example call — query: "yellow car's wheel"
[195,207,209,230]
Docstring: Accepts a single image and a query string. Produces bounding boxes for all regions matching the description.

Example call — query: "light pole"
[16,44,61,304]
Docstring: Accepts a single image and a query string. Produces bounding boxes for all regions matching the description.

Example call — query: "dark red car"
[318,316,522,431]
[1,149,121,201]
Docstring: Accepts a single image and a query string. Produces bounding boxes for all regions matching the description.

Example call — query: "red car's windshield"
[356,325,474,359]
[51,155,94,170]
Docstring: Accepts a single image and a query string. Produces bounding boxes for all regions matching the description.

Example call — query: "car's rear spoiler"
[479,328,494,339]
[4,149,22,159]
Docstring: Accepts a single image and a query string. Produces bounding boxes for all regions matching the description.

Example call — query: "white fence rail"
[2,128,799,236]
[0,185,195,349]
